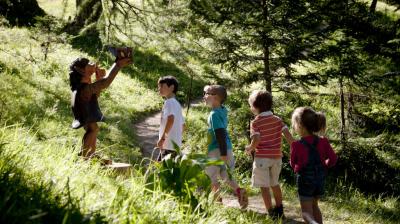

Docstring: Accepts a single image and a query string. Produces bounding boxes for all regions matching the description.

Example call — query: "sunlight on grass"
[38,0,76,21]
[1,1,399,222]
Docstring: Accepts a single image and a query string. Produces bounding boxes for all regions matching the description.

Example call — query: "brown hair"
[204,85,227,104]
[292,107,326,134]
[158,76,179,93]
[248,90,272,112]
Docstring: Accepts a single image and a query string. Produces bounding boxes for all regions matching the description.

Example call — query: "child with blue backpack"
[290,107,338,224]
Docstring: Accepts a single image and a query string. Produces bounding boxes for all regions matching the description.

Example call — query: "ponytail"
[316,112,326,133]
[68,57,89,91]
[69,69,82,91]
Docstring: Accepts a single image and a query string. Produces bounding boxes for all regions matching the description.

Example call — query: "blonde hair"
[292,107,326,135]
[204,85,227,104]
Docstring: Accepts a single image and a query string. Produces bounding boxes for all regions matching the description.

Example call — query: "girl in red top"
[290,107,337,224]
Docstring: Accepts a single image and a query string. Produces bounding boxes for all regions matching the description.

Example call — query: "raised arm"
[92,58,131,92]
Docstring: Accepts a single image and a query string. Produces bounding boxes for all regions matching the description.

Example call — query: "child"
[290,107,337,224]
[203,85,248,209]
[69,57,131,163]
[245,90,294,219]
[156,76,185,160]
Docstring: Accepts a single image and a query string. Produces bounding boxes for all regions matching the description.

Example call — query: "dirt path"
[134,99,202,161]
[223,195,304,223]
[134,111,161,161]
[133,101,304,223]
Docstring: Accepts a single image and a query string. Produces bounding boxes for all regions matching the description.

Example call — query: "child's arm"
[85,59,131,95]
[215,128,228,161]
[157,115,175,149]
[289,142,298,171]
[245,134,260,155]
[282,128,295,146]
[324,139,338,167]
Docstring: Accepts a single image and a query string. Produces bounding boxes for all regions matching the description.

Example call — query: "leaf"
[171,140,181,154]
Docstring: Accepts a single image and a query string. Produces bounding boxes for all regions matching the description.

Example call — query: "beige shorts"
[205,149,237,188]
[251,157,282,188]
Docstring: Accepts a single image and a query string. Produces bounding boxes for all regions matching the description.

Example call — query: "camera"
[107,46,133,60]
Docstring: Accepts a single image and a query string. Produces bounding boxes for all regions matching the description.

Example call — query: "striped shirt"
[250,111,288,158]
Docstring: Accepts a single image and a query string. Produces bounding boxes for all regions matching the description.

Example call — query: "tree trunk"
[72,0,103,30]
[347,90,354,136]
[0,0,45,26]
[185,70,194,118]
[261,0,272,93]
[370,0,378,12]
[339,77,346,147]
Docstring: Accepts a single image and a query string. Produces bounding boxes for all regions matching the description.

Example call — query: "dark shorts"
[296,173,325,201]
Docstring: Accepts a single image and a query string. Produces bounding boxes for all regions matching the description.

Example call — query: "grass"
[0,0,399,223]
[2,121,397,223]
[37,0,76,21]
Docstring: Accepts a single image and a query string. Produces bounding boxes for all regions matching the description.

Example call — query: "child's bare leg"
[81,122,99,158]
[300,200,318,224]
[312,198,322,224]
[221,169,239,190]
[221,169,248,209]
[261,187,273,210]
[211,183,222,202]
[271,184,283,207]
[211,183,220,192]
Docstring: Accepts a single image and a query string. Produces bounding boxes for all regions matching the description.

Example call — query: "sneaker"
[267,208,275,218]
[236,188,248,209]
[274,205,284,219]
[269,205,285,220]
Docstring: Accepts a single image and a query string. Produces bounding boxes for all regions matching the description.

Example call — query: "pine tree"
[187,0,331,93]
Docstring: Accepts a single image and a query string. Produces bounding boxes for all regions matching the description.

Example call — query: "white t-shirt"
[159,97,185,150]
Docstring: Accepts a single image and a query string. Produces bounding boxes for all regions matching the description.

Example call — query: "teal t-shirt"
[207,106,233,152]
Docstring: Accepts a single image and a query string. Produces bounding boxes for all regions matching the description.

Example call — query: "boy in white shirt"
[156,76,185,160]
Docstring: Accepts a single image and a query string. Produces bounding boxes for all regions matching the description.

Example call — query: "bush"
[333,141,400,197]
[145,145,221,208]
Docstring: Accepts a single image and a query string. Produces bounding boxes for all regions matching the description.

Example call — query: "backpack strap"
[299,135,319,151]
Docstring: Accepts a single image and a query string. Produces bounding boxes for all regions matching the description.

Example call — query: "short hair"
[248,90,272,112]
[158,76,179,93]
[291,107,326,134]
[204,85,227,104]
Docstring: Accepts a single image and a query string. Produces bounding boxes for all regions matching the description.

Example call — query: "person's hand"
[245,145,253,155]
[116,57,132,68]
[95,66,106,80]
[157,138,165,149]
[220,155,228,161]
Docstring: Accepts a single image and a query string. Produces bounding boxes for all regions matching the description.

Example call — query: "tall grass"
[0,2,399,223]
[0,124,273,223]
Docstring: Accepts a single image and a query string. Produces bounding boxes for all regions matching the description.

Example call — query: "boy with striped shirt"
[245,90,294,219]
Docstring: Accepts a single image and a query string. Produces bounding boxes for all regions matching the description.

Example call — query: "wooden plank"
[105,162,132,175]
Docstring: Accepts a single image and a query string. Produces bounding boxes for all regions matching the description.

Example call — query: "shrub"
[333,141,400,197]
